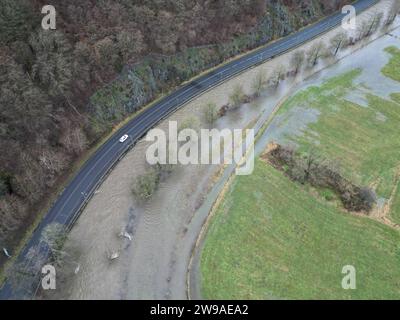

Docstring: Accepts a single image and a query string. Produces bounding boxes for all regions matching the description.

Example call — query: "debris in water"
[74,264,81,274]
[108,251,120,261]
[3,248,11,258]
[119,231,132,241]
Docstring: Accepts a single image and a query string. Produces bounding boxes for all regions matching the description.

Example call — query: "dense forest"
[0,0,350,266]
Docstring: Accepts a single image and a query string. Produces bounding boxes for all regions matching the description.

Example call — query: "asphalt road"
[0,0,377,299]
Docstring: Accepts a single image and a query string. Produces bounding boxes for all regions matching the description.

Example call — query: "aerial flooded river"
[51,2,399,300]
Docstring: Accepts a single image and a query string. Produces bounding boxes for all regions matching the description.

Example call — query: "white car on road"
[119,134,129,143]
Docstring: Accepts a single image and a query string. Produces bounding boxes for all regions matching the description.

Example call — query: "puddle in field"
[255,27,400,154]
[284,27,400,100]
[179,25,400,250]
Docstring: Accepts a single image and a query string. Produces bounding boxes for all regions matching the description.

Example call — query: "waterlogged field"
[276,69,400,199]
[200,45,400,299]
[382,46,400,224]
[201,161,400,299]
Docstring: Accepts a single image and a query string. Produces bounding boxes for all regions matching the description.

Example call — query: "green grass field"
[200,46,400,299]
[382,46,400,82]
[277,69,400,198]
[201,161,400,299]
[391,93,400,104]
[384,46,400,224]
[391,184,400,226]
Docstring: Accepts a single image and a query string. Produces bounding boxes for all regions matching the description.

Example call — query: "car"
[119,134,129,143]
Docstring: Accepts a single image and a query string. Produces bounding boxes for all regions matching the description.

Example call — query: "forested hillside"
[0,0,349,266]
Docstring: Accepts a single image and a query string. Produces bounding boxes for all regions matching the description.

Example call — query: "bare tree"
[203,102,219,124]
[40,222,82,273]
[358,187,377,212]
[41,223,67,254]
[132,168,160,202]
[356,20,369,41]
[384,1,400,26]
[116,30,145,60]
[179,116,200,140]
[304,148,320,182]
[290,50,305,75]
[330,32,347,57]
[357,12,383,40]
[252,70,267,97]
[307,42,326,67]
[269,65,286,88]
[365,12,384,37]
[152,162,176,180]
[229,84,245,108]
[131,157,177,204]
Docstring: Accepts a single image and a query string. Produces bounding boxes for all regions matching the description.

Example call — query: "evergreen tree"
[0,0,38,44]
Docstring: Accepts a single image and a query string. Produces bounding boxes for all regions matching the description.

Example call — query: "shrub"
[269,65,286,88]
[132,168,160,201]
[179,117,200,133]
[229,84,245,108]
[290,50,305,74]
[203,102,219,124]
[267,144,376,213]
[252,70,267,97]
[131,163,176,202]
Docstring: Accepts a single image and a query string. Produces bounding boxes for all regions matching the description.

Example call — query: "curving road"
[0,0,377,299]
